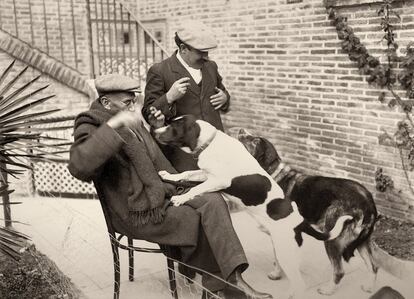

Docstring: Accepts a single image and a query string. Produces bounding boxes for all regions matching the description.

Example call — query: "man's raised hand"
[166,77,191,104]
[148,106,165,128]
[107,109,142,129]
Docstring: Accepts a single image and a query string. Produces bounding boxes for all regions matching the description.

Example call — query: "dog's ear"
[260,138,281,169]
[183,116,200,150]
[238,128,252,137]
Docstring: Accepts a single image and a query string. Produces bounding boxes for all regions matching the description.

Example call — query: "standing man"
[143,20,230,171]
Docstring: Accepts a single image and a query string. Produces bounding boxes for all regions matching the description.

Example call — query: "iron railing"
[0,0,169,82]
[0,0,90,74]
[86,0,168,82]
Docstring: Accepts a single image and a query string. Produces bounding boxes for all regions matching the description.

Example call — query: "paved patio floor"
[10,195,414,299]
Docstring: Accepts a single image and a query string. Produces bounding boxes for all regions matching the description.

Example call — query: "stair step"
[0,29,90,96]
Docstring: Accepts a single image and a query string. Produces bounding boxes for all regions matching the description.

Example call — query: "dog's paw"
[158,170,176,181]
[267,268,283,280]
[317,282,338,296]
[267,261,283,280]
[171,194,192,206]
[286,286,306,299]
[361,283,374,293]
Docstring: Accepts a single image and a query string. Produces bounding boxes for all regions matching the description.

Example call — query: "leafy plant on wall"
[326,0,414,195]
[0,60,68,260]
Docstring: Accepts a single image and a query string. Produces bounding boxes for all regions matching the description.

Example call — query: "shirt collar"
[177,51,200,73]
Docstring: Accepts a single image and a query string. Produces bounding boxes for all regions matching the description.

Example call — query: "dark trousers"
[183,193,248,291]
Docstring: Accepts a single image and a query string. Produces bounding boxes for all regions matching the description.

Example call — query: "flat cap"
[94,74,141,96]
[176,21,217,51]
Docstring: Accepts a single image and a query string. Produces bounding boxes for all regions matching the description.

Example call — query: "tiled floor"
[10,195,414,299]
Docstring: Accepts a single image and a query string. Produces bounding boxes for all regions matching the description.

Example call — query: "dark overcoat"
[68,120,200,248]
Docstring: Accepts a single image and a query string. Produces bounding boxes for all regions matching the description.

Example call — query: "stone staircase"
[0,29,90,97]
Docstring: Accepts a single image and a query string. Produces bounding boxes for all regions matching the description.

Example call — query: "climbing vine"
[326,0,414,194]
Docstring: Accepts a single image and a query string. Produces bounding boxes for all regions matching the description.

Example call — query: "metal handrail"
[86,0,169,79]
[0,0,169,81]
[122,5,168,55]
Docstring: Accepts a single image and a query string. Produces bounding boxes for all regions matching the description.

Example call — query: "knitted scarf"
[74,100,167,225]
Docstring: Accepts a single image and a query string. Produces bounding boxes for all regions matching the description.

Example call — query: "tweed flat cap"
[176,21,217,51]
[94,74,141,96]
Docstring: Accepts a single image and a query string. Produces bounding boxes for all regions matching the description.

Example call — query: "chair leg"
[167,255,178,299]
[110,237,121,299]
[128,238,134,281]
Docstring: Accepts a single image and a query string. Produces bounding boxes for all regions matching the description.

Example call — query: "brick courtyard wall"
[131,0,414,221]
[0,0,91,76]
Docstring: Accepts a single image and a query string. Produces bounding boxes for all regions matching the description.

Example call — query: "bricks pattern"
[131,0,414,221]
[0,0,91,75]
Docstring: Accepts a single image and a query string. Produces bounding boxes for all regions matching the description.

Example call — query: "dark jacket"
[143,52,230,171]
[68,117,200,247]
[143,52,230,129]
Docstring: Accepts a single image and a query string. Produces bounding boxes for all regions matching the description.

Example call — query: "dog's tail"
[326,215,354,240]
[371,241,414,282]
[294,215,352,246]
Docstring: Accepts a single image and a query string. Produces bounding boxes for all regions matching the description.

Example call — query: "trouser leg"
[186,193,249,279]
[182,223,227,291]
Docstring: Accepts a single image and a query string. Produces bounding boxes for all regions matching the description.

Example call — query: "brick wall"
[0,0,91,75]
[130,0,414,221]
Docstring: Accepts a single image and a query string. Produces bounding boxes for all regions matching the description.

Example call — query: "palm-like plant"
[0,60,69,260]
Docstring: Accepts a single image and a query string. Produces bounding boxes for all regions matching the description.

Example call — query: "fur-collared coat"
[68,113,200,248]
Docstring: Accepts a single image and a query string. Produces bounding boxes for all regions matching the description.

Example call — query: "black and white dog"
[236,128,380,295]
[153,115,351,299]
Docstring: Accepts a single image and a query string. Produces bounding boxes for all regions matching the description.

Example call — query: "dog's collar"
[192,130,217,158]
[271,163,290,181]
[272,164,304,198]
[284,173,299,198]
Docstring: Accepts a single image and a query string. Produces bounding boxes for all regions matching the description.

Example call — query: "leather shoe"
[201,289,225,299]
[229,270,273,299]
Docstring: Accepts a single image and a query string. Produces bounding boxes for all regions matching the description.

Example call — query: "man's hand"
[210,87,228,110]
[107,109,142,129]
[166,77,191,104]
[148,106,165,128]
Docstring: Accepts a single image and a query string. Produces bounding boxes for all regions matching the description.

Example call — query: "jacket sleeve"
[143,64,176,123]
[213,61,231,112]
[68,123,125,182]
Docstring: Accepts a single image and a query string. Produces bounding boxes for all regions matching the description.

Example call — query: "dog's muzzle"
[152,126,169,144]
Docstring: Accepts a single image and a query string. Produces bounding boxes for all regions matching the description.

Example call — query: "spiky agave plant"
[0,60,70,260]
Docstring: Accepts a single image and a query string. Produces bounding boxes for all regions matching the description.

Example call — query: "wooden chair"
[98,194,178,299]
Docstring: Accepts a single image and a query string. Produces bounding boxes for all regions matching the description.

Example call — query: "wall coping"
[325,0,404,8]
[0,29,90,96]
